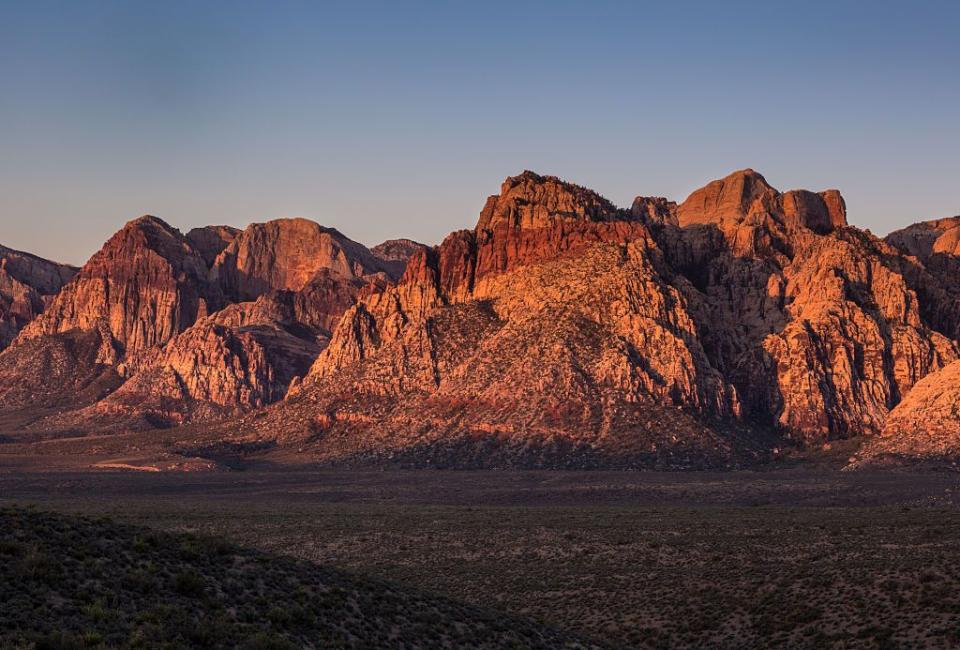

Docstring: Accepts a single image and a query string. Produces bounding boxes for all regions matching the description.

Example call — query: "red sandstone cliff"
[1,171,958,468]
[0,244,77,350]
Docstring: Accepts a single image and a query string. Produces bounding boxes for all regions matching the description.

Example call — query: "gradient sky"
[1,1,958,264]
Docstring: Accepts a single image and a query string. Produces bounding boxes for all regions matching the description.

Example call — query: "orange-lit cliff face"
[0,244,77,351]
[252,169,957,467]
[1,170,959,467]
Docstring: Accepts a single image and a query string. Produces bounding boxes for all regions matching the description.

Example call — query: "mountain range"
[2,169,959,469]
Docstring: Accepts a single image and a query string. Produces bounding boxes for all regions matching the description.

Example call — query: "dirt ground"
[2,467,959,648]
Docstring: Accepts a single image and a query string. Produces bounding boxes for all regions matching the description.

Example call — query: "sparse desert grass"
[2,469,959,648]
[0,506,594,649]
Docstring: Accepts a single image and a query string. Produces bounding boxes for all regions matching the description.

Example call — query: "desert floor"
[2,466,959,648]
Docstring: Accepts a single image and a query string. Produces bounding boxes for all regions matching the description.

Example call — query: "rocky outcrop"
[854,360,960,465]
[0,324,122,411]
[882,216,960,343]
[186,225,241,267]
[475,171,623,231]
[0,245,77,350]
[210,218,400,302]
[676,169,846,236]
[886,216,960,261]
[370,239,428,278]
[17,216,221,365]
[264,172,756,468]
[85,296,321,427]
[658,171,953,442]
[631,196,678,225]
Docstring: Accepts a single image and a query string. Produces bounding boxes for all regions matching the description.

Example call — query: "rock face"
[242,169,960,467]
[0,325,122,412]
[884,216,960,342]
[676,168,846,235]
[371,239,428,278]
[210,218,400,302]
[1,215,412,424]
[855,360,960,464]
[86,294,322,427]
[886,216,960,261]
[2,170,959,468]
[0,245,76,350]
[17,216,221,366]
[186,225,241,267]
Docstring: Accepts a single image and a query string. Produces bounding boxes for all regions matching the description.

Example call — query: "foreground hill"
[0,506,591,649]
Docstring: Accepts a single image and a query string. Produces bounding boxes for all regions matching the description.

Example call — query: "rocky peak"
[210,218,399,302]
[886,216,960,261]
[677,169,847,236]
[0,244,76,295]
[17,215,219,362]
[475,171,621,231]
[0,244,77,350]
[186,225,241,267]
[677,169,778,225]
[371,238,426,262]
[631,196,678,226]
[370,238,428,279]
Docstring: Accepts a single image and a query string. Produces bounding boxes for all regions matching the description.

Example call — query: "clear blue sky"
[2,1,958,264]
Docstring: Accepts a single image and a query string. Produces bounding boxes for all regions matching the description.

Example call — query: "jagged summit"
[210,217,400,302]
[475,170,621,231]
[0,169,958,468]
[886,215,960,260]
[677,168,847,234]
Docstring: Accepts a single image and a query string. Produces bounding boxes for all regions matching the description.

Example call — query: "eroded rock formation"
[210,218,400,302]
[1,215,416,423]
[257,169,960,466]
[17,216,221,366]
[855,360,960,465]
[1,170,958,467]
[85,294,322,427]
[649,170,956,442]
[0,245,76,350]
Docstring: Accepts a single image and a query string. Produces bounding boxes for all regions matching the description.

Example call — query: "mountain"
[17,216,221,365]
[657,170,956,441]
[886,215,960,261]
[1,170,958,468]
[0,244,76,351]
[226,169,958,468]
[210,218,400,302]
[0,216,422,428]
